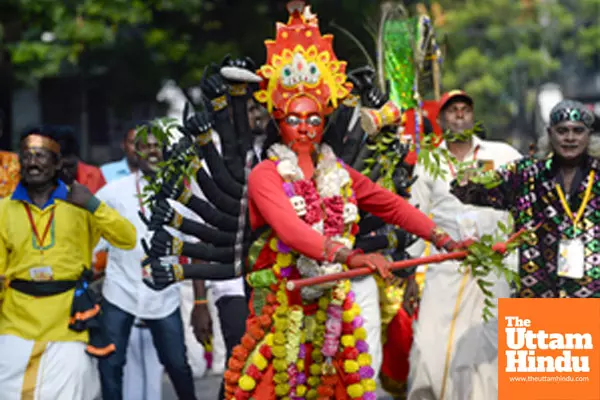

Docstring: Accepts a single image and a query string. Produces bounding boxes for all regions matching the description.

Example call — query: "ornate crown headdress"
[254,1,353,118]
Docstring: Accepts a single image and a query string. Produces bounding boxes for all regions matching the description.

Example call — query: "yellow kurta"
[0,181,136,343]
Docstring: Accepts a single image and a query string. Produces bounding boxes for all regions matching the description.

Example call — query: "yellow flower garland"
[262,155,370,399]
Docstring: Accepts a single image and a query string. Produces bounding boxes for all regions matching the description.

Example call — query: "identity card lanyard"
[555,170,595,237]
[555,171,595,279]
[23,204,55,264]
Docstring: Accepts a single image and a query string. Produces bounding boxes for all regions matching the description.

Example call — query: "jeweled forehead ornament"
[549,99,595,128]
[253,0,353,120]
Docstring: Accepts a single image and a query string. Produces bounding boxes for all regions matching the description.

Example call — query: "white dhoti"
[207,288,226,373]
[407,258,510,400]
[406,136,521,400]
[451,319,499,400]
[123,326,164,400]
[352,275,382,377]
[0,334,100,400]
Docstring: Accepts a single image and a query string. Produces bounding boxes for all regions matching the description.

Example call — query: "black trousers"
[216,295,249,399]
[98,300,197,400]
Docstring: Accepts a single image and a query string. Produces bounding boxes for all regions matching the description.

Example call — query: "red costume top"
[248,160,435,261]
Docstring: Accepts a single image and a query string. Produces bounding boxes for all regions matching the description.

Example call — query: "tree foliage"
[434,0,600,134]
[3,0,597,128]
[1,0,378,112]
[0,0,157,83]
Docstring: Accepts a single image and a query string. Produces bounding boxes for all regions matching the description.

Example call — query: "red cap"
[439,90,473,112]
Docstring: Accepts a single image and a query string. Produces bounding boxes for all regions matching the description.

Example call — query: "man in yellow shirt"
[0,127,136,400]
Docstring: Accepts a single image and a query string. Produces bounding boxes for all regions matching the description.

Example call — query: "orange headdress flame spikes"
[254,1,353,119]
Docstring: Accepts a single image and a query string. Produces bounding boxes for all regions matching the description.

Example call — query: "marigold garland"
[223,293,277,399]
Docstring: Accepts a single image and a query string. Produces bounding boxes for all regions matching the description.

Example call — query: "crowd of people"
[0,2,598,400]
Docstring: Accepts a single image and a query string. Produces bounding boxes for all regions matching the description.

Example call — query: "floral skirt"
[223,280,378,400]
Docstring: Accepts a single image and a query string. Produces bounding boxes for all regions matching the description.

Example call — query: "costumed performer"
[140,4,475,400]
[227,3,471,398]
[142,3,468,399]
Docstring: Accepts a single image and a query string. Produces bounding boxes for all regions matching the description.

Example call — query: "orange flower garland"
[224,293,276,399]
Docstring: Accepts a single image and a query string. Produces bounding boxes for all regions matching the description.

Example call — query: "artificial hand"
[141,228,183,258]
[142,258,184,290]
[139,199,181,231]
[178,104,214,139]
[347,66,389,109]
[220,55,257,75]
[200,64,228,101]
[160,175,192,205]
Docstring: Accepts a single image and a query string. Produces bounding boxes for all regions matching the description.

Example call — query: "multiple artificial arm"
[141,58,258,287]
[140,61,434,289]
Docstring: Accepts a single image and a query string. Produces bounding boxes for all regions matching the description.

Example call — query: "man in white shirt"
[407,91,522,400]
[95,132,197,400]
[97,122,180,400]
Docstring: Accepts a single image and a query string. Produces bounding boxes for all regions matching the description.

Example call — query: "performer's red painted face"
[279,96,325,153]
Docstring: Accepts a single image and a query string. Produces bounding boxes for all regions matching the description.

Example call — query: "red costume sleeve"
[347,166,436,241]
[248,161,327,261]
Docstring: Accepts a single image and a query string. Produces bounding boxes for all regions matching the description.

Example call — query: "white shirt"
[408,136,522,268]
[95,172,193,319]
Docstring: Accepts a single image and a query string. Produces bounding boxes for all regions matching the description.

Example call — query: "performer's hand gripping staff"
[286,225,536,291]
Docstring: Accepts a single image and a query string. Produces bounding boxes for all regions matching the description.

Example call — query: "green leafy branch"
[461,221,537,323]
[134,117,198,206]
[361,130,404,192]
[465,169,504,189]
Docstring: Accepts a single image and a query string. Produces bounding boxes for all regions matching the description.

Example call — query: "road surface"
[162,374,395,399]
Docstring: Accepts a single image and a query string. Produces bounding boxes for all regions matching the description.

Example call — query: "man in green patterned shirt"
[451,99,600,299]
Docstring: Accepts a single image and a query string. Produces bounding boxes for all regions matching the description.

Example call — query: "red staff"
[286,224,540,291]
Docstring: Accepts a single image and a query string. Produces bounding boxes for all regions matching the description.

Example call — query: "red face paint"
[279,96,325,154]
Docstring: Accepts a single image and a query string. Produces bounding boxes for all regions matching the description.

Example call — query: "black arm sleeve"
[195,167,240,215]
[199,141,243,198]
[186,196,238,231]
[230,94,252,159]
[182,263,240,280]
[354,235,390,253]
[212,108,245,182]
[179,218,236,246]
[181,242,234,263]
[358,215,386,235]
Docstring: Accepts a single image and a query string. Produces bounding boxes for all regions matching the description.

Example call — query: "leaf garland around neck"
[133,117,192,206]
[442,121,484,143]
[416,121,485,182]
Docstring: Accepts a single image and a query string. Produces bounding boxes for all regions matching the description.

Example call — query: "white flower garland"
[268,143,358,300]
